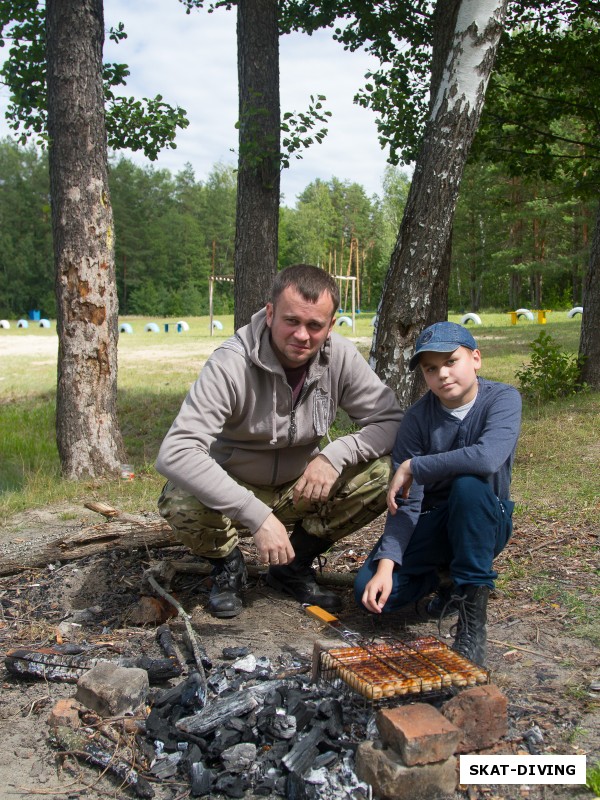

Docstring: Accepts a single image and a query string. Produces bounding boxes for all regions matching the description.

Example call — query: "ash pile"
[143,648,372,799]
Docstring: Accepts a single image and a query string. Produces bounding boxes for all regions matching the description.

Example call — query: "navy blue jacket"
[373,378,522,565]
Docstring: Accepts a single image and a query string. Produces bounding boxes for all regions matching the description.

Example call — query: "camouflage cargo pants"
[158,456,392,558]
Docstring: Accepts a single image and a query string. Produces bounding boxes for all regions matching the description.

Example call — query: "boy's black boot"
[266,525,343,612]
[426,584,459,618]
[450,584,489,666]
[206,547,247,618]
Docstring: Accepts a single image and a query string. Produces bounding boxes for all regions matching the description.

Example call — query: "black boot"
[266,526,343,612]
[426,582,459,619]
[450,585,489,666]
[205,547,247,619]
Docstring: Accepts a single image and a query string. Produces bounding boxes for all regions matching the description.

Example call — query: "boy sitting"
[354,321,522,665]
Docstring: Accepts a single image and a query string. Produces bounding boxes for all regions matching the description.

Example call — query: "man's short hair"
[271,264,339,315]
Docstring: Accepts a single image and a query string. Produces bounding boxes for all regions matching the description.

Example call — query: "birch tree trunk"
[46,0,124,477]
[371,0,508,407]
[234,0,280,329]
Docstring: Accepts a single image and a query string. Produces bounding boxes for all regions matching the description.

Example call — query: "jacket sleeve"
[155,357,273,533]
[320,344,403,472]
[410,385,522,486]
[369,411,424,566]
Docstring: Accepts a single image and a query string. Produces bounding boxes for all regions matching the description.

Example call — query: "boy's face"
[419,346,481,408]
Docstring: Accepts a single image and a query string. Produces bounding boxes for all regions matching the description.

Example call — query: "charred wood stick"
[5,648,182,684]
[84,501,151,524]
[145,574,209,685]
[176,693,259,737]
[52,725,154,799]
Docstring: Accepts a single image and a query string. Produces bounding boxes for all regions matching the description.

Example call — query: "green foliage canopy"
[0,0,189,160]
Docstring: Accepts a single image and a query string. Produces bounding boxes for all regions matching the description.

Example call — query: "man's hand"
[387,459,413,514]
[293,454,339,506]
[253,513,295,566]
[362,559,395,614]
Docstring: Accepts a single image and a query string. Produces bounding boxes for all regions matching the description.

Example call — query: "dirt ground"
[0,504,598,800]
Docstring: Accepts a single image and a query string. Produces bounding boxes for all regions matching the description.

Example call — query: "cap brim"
[408,343,469,371]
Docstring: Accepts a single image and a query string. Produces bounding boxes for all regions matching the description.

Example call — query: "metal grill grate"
[318,635,489,701]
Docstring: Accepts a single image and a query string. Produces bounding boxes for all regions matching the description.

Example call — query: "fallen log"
[0,505,176,577]
[0,503,356,587]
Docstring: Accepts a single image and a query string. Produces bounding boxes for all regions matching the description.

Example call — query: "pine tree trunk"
[371,0,507,407]
[234,0,280,329]
[46,0,124,478]
[579,201,600,389]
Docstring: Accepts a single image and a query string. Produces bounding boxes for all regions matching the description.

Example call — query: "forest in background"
[0,136,591,320]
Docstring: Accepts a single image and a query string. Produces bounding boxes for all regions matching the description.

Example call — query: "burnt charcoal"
[136,734,158,764]
[254,667,275,681]
[128,654,183,683]
[260,741,290,765]
[317,697,342,720]
[331,739,358,755]
[286,771,321,800]
[150,751,182,778]
[145,708,182,751]
[266,711,297,740]
[223,646,250,659]
[207,725,243,758]
[221,742,257,773]
[181,743,204,768]
[288,700,315,732]
[154,671,206,711]
[214,773,248,798]
[225,716,248,733]
[207,670,230,696]
[189,761,214,797]
[262,688,283,707]
[281,725,325,777]
[254,775,277,795]
[284,688,308,710]
[313,750,338,769]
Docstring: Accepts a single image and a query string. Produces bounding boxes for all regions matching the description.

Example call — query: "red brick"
[441,684,508,753]
[48,698,82,729]
[356,740,457,800]
[377,703,461,766]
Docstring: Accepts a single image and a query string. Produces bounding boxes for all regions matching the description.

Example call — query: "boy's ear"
[473,348,482,369]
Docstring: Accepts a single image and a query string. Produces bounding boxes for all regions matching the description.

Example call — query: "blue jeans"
[354,475,514,612]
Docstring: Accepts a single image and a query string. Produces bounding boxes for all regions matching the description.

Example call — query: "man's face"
[419,346,481,408]
[266,286,336,369]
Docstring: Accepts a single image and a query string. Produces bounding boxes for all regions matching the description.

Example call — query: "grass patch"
[0,312,598,530]
[587,762,600,797]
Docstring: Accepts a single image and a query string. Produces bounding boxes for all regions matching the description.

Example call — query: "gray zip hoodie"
[156,308,403,533]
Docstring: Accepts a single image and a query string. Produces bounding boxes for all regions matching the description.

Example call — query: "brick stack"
[356,684,508,800]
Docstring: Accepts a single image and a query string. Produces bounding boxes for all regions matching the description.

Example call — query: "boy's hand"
[387,459,413,514]
[362,559,395,613]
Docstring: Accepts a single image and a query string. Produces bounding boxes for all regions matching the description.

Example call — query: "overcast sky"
[0,0,406,207]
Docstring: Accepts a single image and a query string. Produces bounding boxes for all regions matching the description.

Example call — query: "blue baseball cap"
[409,321,478,371]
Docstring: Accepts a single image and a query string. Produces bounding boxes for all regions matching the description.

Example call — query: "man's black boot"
[450,585,490,666]
[206,547,247,618]
[266,526,343,612]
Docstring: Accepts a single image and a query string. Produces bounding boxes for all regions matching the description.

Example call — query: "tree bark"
[371,0,508,407]
[234,0,280,329]
[46,0,124,477]
[579,201,600,389]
